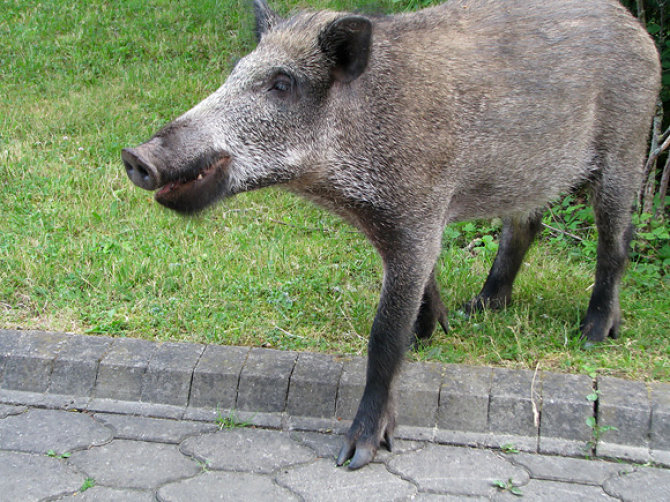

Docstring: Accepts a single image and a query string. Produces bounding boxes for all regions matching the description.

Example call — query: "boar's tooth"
[197,173,203,180]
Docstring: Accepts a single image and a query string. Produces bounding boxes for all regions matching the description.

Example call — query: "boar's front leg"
[337,235,442,470]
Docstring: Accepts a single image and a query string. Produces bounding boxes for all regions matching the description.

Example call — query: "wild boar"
[122,0,660,469]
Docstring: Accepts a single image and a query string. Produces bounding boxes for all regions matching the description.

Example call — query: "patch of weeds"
[493,478,523,496]
[215,408,254,430]
[46,449,71,459]
[500,443,520,454]
[80,477,95,493]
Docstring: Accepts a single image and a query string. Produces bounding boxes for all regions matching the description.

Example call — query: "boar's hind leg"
[338,237,442,470]
[413,269,448,342]
[580,181,636,345]
[465,211,543,314]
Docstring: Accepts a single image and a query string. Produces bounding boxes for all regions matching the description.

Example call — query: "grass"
[1,0,668,382]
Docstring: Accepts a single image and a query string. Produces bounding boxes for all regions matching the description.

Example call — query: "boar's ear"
[319,16,372,83]
[253,0,281,40]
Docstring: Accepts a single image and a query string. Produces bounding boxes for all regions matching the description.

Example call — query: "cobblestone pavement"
[1,329,669,500]
[1,405,669,501]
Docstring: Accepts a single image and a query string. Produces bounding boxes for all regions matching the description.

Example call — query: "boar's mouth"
[154,153,232,213]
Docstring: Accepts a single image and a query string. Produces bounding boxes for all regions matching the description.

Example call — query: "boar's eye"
[268,72,294,97]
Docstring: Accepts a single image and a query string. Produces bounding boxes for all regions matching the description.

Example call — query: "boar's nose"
[122,147,160,191]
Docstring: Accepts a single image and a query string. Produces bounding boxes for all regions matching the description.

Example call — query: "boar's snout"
[122,147,161,191]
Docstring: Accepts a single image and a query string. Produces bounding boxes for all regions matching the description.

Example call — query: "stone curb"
[1,329,667,466]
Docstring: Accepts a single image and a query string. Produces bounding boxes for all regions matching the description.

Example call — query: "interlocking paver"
[492,479,617,501]
[158,471,300,501]
[507,451,633,485]
[68,440,201,490]
[276,458,417,501]
[0,450,84,502]
[180,428,315,472]
[58,486,155,501]
[0,408,111,454]
[94,413,217,443]
[603,466,670,502]
[388,444,529,496]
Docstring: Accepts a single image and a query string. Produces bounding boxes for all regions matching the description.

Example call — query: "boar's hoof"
[580,312,621,349]
[336,409,395,470]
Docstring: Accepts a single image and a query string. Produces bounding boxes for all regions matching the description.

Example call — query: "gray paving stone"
[237,347,297,412]
[287,352,342,418]
[395,360,443,427]
[439,365,491,433]
[58,486,155,501]
[68,439,200,489]
[603,466,670,502]
[141,342,204,406]
[0,403,27,418]
[650,382,670,451]
[0,450,84,502]
[94,413,217,443]
[49,334,113,396]
[335,356,366,420]
[408,495,489,501]
[388,444,529,496]
[0,330,68,392]
[180,427,315,473]
[0,408,112,454]
[507,451,634,486]
[158,471,300,501]
[189,345,249,410]
[276,457,417,501]
[492,479,617,501]
[95,338,157,401]
[596,376,650,461]
[489,368,541,438]
[539,372,594,455]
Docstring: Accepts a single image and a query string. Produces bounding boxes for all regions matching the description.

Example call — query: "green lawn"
[1,0,668,381]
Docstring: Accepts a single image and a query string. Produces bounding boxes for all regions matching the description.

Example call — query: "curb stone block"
[489,368,541,439]
[189,345,249,410]
[539,371,593,455]
[236,347,297,412]
[141,342,204,406]
[95,338,157,401]
[0,330,21,384]
[0,330,68,392]
[396,360,443,427]
[49,334,113,396]
[334,356,366,420]
[287,352,342,418]
[596,376,650,461]
[650,382,670,450]
[438,364,491,433]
